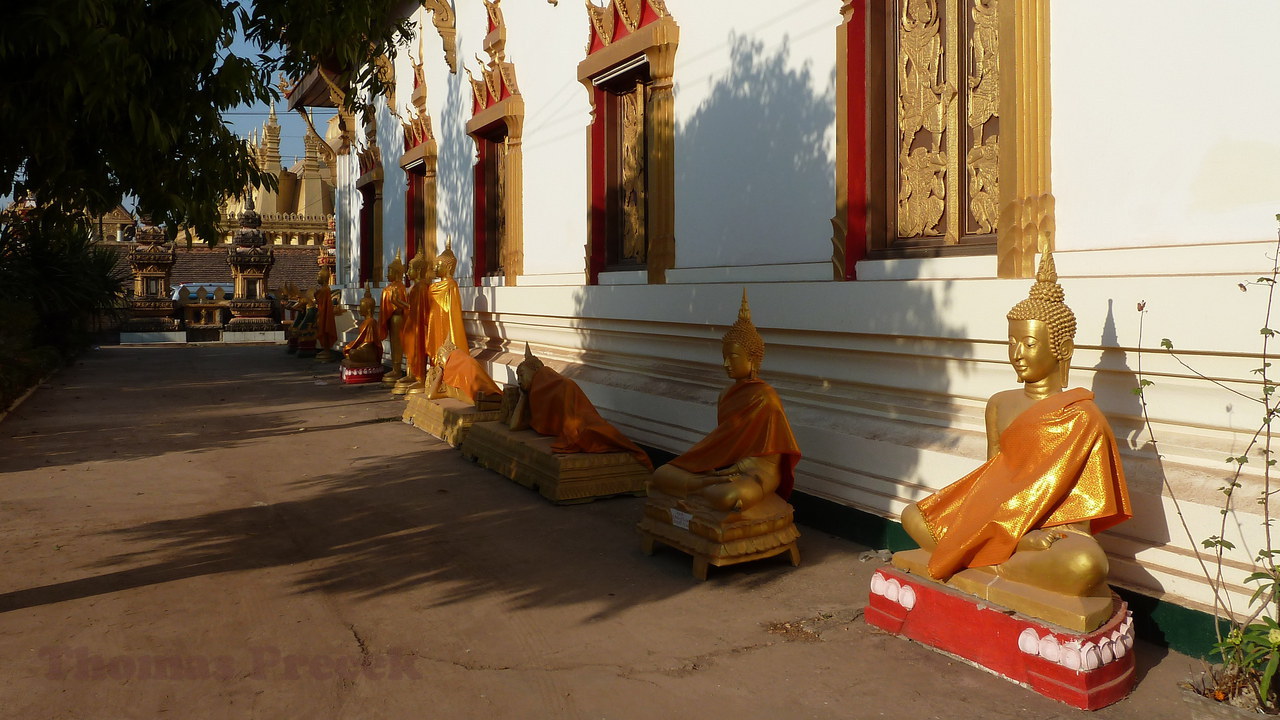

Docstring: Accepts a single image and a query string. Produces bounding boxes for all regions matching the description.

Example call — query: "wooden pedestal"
[637,492,800,580]
[402,396,503,447]
[459,421,649,504]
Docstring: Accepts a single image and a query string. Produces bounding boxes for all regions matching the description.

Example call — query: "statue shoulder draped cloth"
[669,379,801,498]
[528,366,653,470]
[380,281,407,335]
[918,388,1132,581]
[426,278,467,360]
[404,281,431,373]
[442,349,501,404]
[343,318,384,356]
[315,289,337,348]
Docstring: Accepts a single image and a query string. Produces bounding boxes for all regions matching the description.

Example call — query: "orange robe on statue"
[343,317,384,361]
[380,281,407,338]
[402,282,428,380]
[315,285,337,350]
[528,366,653,470]
[918,388,1132,581]
[426,278,467,361]
[668,378,801,498]
[442,349,501,405]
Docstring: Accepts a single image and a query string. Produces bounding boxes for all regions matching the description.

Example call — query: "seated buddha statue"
[649,291,801,513]
[380,251,409,382]
[507,345,653,470]
[343,283,384,367]
[425,238,467,363]
[896,252,1132,601]
[424,341,503,408]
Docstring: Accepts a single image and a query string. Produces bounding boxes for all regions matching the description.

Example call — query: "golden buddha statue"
[380,251,409,383]
[649,291,801,512]
[292,287,320,358]
[639,292,802,578]
[894,252,1132,628]
[394,254,433,395]
[313,267,340,362]
[425,238,467,364]
[505,345,652,468]
[343,283,384,367]
[425,341,503,408]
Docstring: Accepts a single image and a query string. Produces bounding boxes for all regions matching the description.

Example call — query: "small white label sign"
[669,509,692,530]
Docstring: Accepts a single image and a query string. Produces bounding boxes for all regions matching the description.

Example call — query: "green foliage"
[1136,226,1280,710]
[1214,617,1280,709]
[0,208,128,408]
[0,0,412,240]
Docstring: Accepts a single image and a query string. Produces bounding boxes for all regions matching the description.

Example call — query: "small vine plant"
[1134,216,1280,712]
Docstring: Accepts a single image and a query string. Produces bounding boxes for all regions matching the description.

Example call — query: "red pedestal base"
[866,566,1136,710]
[340,364,386,384]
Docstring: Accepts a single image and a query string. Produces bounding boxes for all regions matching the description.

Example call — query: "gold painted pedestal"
[891,548,1114,633]
[638,491,800,580]
[402,396,504,447]
[459,421,649,504]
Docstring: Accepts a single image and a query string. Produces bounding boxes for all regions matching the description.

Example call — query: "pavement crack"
[654,642,773,677]
[348,624,372,668]
[765,607,864,642]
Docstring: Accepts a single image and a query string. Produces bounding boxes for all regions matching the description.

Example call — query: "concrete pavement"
[0,345,1206,719]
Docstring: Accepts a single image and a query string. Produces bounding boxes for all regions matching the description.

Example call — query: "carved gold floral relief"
[620,81,647,262]
[892,0,1001,244]
[966,0,999,234]
[897,0,953,238]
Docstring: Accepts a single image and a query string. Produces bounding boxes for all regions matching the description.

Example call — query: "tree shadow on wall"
[436,67,475,268]
[674,34,835,266]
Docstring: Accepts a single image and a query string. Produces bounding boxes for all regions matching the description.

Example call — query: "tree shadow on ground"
[0,346,399,473]
[0,381,823,619]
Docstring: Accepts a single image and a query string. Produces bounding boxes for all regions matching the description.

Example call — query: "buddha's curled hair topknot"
[1006,251,1077,361]
[721,289,765,365]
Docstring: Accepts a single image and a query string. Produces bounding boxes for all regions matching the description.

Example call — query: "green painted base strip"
[791,491,1224,660]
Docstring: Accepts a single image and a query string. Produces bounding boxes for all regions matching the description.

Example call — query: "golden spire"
[1007,251,1076,360]
[721,289,765,364]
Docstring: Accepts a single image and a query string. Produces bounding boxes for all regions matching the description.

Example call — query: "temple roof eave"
[286,66,342,111]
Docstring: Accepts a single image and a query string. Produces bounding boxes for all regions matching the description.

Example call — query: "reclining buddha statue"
[893,251,1133,630]
[507,345,652,470]
[640,291,802,578]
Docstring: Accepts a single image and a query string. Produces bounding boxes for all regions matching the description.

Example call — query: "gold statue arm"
[424,365,447,399]
[984,399,1001,458]
[507,388,531,431]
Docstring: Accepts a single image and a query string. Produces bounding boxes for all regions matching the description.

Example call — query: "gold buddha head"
[516,343,545,390]
[387,250,405,283]
[408,254,428,282]
[316,266,332,286]
[721,290,765,380]
[436,237,457,278]
[359,282,376,318]
[1006,251,1076,388]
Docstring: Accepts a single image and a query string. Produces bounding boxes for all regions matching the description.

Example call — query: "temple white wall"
[316,0,1280,621]
[666,2,837,280]
[1052,0,1280,252]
